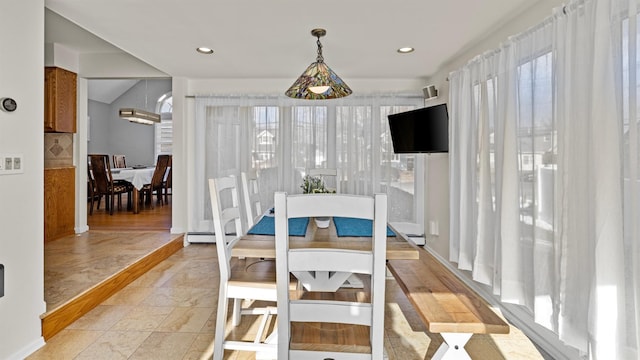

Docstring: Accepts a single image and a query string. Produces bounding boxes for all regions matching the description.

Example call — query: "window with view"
[190,95,424,233]
[155,92,172,159]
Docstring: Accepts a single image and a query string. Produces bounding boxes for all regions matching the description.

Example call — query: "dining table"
[234,214,419,291]
[111,167,155,214]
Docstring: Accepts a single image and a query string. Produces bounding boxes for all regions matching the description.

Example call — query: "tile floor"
[44,230,179,312]
[30,243,545,359]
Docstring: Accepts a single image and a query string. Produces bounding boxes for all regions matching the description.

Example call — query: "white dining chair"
[209,175,278,360]
[241,170,262,228]
[307,168,339,193]
[112,154,127,168]
[274,192,388,359]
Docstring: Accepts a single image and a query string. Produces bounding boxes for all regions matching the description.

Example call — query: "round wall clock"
[1,98,17,112]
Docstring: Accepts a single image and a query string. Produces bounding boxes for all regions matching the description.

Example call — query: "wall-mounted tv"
[387,103,449,153]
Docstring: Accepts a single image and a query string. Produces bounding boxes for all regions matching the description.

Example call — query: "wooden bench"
[386,246,510,360]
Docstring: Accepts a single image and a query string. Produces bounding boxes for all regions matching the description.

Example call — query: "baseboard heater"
[186,232,216,243]
[389,222,425,246]
[186,230,425,246]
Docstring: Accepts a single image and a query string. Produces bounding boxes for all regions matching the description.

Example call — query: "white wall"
[0,1,47,359]
[87,99,111,153]
[170,77,188,236]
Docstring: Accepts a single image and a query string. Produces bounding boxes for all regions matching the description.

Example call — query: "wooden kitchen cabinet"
[44,67,77,133]
[44,167,75,242]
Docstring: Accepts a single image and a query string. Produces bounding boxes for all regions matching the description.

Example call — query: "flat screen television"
[387,103,449,153]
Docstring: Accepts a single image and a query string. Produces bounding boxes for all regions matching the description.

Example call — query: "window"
[251,106,279,170]
[191,95,424,233]
[155,92,172,159]
[449,3,640,356]
[292,106,328,171]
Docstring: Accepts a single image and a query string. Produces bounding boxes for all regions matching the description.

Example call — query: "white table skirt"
[111,167,155,190]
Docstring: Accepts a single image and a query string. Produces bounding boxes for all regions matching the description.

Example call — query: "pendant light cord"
[316,37,324,63]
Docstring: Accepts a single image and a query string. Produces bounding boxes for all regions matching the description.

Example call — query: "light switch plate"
[0,154,23,174]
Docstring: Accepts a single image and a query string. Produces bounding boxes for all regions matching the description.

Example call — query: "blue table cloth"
[247,216,309,237]
[333,217,396,237]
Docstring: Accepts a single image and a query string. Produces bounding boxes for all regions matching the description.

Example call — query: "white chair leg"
[213,287,229,360]
[222,306,278,360]
[232,298,242,326]
[432,333,472,360]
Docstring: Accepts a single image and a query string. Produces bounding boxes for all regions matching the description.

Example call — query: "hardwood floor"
[87,193,172,230]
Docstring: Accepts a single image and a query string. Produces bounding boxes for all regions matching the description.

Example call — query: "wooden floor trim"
[41,234,184,340]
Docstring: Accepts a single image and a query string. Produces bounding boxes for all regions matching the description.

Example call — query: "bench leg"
[292,270,352,292]
[432,333,472,360]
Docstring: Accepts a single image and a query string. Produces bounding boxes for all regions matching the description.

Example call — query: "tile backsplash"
[44,133,73,168]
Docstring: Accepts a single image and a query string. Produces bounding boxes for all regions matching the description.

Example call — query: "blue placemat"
[247,216,309,236]
[333,217,396,237]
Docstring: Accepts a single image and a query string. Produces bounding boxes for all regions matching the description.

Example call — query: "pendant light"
[285,28,352,100]
[119,79,161,125]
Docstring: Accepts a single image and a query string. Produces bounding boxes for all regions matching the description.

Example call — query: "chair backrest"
[208,175,244,282]
[274,192,388,359]
[88,154,113,194]
[307,168,337,177]
[164,155,172,184]
[241,170,262,228]
[112,154,127,168]
[87,164,96,196]
[150,154,171,188]
[165,167,172,187]
[307,168,339,193]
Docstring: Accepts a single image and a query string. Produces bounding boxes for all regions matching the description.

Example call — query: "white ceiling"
[45,0,537,91]
[86,79,139,104]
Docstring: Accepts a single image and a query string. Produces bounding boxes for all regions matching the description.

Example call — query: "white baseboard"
[186,233,215,243]
[407,236,425,246]
[422,245,581,360]
[75,225,89,234]
[170,227,186,235]
[8,337,45,360]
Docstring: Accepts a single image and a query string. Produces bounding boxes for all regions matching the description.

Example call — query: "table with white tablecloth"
[111,167,155,213]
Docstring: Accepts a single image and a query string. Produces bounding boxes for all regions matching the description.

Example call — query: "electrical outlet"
[429,220,439,236]
[0,264,4,298]
[13,156,21,170]
[4,157,12,170]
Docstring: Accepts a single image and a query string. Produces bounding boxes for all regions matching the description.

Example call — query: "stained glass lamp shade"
[285,29,352,100]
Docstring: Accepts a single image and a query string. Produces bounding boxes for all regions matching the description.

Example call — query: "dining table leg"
[132,188,140,214]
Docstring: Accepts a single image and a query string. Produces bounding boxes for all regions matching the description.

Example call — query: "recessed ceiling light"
[196,47,214,54]
[397,47,415,54]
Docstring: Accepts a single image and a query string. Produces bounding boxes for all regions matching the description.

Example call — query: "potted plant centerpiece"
[301,174,335,228]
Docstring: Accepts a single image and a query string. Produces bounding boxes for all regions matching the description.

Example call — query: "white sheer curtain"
[336,101,419,222]
[449,0,639,358]
[618,0,640,357]
[190,94,423,232]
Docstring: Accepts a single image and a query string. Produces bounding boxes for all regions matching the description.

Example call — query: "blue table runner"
[247,216,309,237]
[333,217,396,237]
